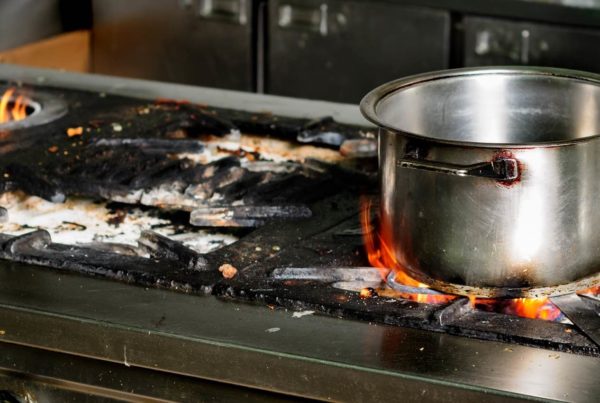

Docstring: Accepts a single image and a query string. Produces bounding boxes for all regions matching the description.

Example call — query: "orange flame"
[360,197,456,304]
[0,88,29,124]
[360,197,568,319]
[0,88,14,122]
[511,298,561,321]
[471,296,562,321]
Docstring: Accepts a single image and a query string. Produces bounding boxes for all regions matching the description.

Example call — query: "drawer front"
[92,0,254,91]
[267,0,450,103]
[464,16,600,73]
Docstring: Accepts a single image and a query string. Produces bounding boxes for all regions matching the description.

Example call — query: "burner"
[0,87,67,130]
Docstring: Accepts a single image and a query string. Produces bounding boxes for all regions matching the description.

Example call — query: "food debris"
[272,245,281,251]
[292,310,315,318]
[503,347,514,353]
[359,287,378,299]
[218,263,238,279]
[57,221,87,231]
[66,126,84,137]
[48,145,59,153]
[265,327,280,333]
[112,122,123,132]
[0,329,5,336]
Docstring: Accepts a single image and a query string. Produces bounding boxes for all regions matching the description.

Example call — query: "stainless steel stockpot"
[361,67,600,298]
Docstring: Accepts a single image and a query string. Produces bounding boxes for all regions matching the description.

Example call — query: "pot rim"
[360,66,600,149]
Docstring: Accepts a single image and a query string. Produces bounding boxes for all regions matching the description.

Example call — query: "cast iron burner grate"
[0,82,598,358]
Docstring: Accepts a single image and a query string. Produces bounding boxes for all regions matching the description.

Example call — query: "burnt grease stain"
[495,150,524,188]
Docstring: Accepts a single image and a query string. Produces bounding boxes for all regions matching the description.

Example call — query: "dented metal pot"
[361,67,600,297]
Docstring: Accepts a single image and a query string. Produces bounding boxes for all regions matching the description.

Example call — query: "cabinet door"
[92,0,254,91]
[464,16,600,73]
[267,0,450,103]
[0,0,61,51]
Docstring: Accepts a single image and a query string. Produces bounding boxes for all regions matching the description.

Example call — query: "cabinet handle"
[278,3,328,36]
[520,29,530,64]
[197,0,248,25]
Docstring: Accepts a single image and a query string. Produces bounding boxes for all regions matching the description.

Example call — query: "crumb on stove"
[359,287,377,299]
[219,263,238,279]
[48,145,59,153]
[67,126,84,137]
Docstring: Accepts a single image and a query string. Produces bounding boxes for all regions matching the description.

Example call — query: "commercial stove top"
[0,65,598,402]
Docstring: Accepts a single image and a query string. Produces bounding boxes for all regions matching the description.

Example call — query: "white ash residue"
[0,192,237,254]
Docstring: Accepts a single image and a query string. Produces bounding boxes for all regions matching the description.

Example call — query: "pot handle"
[398,157,519,181]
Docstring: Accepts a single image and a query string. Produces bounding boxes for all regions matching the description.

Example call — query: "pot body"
[363,67,600,295]
[379,131,600,291]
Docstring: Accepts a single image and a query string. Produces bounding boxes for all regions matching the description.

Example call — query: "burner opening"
[0,86,66,130]
[0,88,40,125]
[5,100,39,120]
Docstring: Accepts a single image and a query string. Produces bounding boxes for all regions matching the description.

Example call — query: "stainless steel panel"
[2,262,599,402]
[0,0,62,51]
[92,0,254,91]
[0,343,302,402]
[464,16,600,72]
[267,0,450,103]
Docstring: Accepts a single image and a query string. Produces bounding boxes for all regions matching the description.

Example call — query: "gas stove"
[0,65,598,402]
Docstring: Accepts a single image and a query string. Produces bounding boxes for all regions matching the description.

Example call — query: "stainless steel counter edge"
[0,263,597,402]
[0,64,370,127]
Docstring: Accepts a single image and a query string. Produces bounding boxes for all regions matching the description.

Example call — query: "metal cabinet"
[267,0,450,103]
[0,0,62,51]
[464,16,600,73]
[92,0,255,91]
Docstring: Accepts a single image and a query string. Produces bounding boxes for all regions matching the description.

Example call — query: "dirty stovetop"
[0,68,599,402]
[0,81,597,361]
